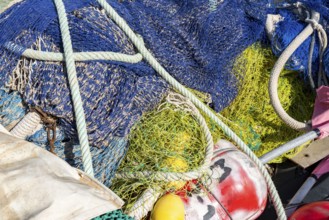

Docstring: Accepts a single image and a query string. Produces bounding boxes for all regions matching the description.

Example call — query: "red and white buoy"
[179,139,268,220]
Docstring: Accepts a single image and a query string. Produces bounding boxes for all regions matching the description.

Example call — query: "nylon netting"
[270,0,329,83]
[0,0,270,184]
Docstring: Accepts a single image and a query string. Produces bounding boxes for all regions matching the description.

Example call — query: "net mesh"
[0,1,319,217]
[109,43,314,213]
[0,88,26,129]
[111,91,223,212]
[221,43,314,162]
[0,0,271,184]
[92,210,134,220]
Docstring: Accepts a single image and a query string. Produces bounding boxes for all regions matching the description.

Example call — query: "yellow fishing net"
[221,43,314,162]
[111,93,223,211]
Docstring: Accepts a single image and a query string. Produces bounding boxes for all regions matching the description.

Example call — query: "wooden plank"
[291,136,329,168]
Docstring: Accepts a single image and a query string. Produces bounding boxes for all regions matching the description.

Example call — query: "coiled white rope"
[116,92,214,181]
[10,112,41,139]
[127,187,161,220]
[269,9,327,131]
[269,23,313,131]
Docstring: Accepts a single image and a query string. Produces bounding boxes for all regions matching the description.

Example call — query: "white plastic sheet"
[0,131,124,220]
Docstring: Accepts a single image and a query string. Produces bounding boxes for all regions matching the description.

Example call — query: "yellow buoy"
[151,193,185,220]
[162,157,188,190]
[163,157,188,171]
[171,131,191,152]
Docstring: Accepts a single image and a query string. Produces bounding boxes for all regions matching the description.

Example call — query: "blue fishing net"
[0,0,271,184]
[300,1,329,78]
[269,0,329,80]
[269,9,320,72]
[0,88,26,128]
[27,127,128,186]
[117,0,272,111]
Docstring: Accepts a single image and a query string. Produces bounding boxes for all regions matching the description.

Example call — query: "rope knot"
[305,18,323,31]
[31,106,57,154]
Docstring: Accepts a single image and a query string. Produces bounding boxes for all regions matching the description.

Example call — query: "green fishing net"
[92,210,133,220]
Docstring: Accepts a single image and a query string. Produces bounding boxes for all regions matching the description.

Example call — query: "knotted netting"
[0,0,271,186]
[0,88,26,129]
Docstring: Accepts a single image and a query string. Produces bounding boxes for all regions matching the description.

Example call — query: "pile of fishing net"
[0,0,325,218]
[110,43,314,213]
[0,0,270,185]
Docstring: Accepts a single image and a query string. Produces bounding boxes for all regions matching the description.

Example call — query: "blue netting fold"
[0,89,26,127]
[117,0,271,111]
[0,0,272,111]
[27,127,127,186]
[269,9,320,72]
[1,5,170,148]
[0,0,94,47]
[269,1,329,81]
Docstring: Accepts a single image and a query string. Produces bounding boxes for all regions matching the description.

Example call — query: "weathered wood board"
[291,136,329,168]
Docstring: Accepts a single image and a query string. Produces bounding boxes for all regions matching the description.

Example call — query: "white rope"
[269,23,313,131]
[127,187,161,220]
[10,112,41,139]
[4,42,143,63]
[269,9,327,131]
[53,0,94,176]
[23,48,143,63]
[305,13,328,86]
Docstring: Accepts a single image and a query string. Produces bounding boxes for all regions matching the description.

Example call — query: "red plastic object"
[178,140,268,220]
[289,201,329,220]
[313,156,329,179]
